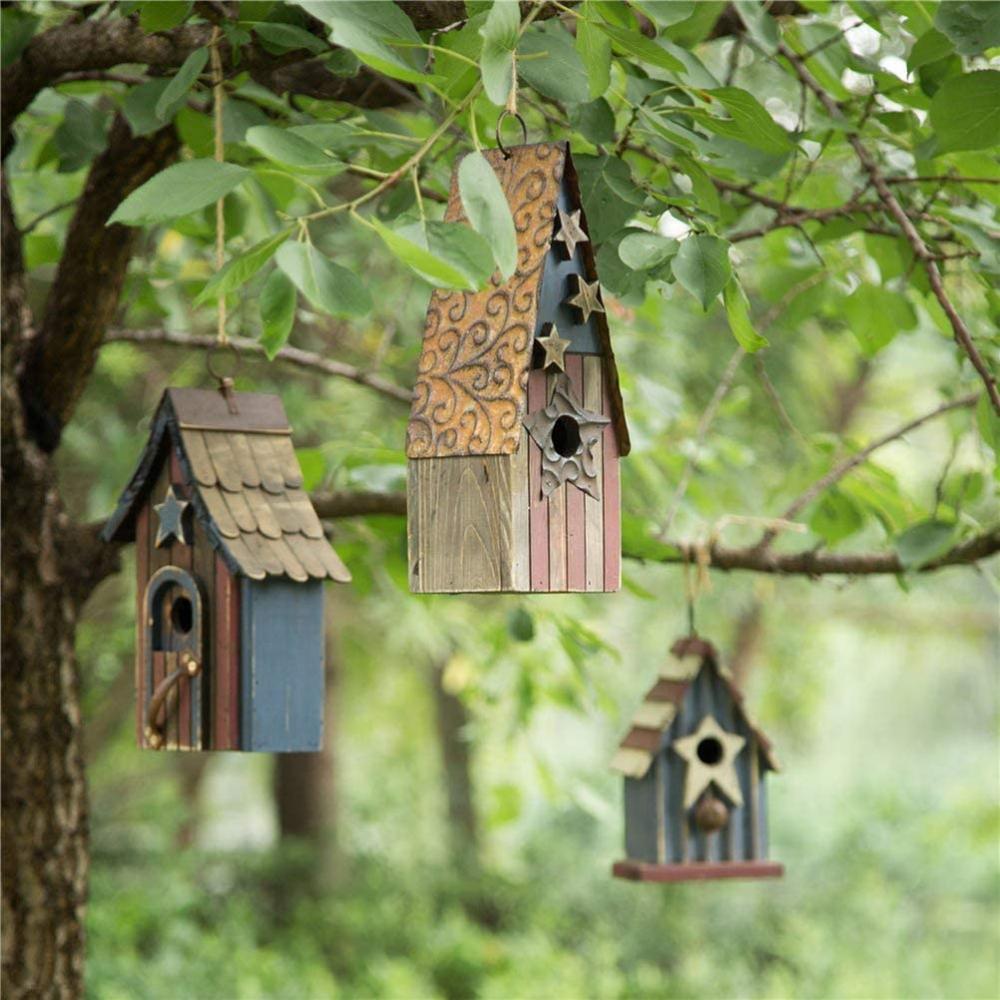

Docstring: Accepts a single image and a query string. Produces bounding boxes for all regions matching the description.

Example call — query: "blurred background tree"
[2,1,997,997]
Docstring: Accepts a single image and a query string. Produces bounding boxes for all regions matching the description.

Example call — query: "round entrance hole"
[171,595,193,635]
[551,415,581,457]
[696,736,723,765]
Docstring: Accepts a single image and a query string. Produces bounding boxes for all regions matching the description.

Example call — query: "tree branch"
[18,115,180,451]
[777,42,1000,416]
[104,328,413,406]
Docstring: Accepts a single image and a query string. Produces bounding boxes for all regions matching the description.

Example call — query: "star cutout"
[153,485,190,548]
[536,325,571,371]
[524,372,610,499]
[553,207,588,258]
[566,275,605,323]
[672,714,746,809]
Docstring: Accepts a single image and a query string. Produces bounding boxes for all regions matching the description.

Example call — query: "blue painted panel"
[240,579,324,752]
[534,182,601,354]
[624,770,659,863]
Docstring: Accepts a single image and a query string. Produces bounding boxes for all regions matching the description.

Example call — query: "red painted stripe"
[135,506,149,747]
[169,446,183,485]
[213,557,237,750]
[565,356,586,591]
[527,368,549,591]
[602,371,621,591]
[151,651,165,744]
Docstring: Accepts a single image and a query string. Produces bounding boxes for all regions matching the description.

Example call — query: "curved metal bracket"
[145,652,201,750]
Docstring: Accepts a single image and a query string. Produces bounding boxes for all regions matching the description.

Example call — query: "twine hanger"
[495,50,527,158]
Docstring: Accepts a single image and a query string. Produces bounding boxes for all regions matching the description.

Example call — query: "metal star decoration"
[672,714,746,809]
[535,325,571,371]
[153,485,190,548]
[566,275,605,323]
[523,372,610,499]
[553,207,588,258]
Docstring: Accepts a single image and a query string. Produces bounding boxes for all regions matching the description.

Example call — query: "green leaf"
[632,2,696,26]
[122,79,172,136]
[276,241,372,318]
[595,23,685,74]
[295,448,326,491]
[518,22,589,105]
[109,160,250,226]
[929,71,1000,153]
[618,231,678,269]
[458,152,517,279]
[934,1,1000,56]
[723,277,768,352]
[259,269,297,358]
[196,230,290,305]
[895,519,958,570]
[251,21,327,54]
[506,607,535,641]
[570,97,616,145]
[907,28,953,71]
[480,0,520,106]
[621,513,682,561]
[245,125,343,171]
[2,8,39,68]
[572,154,644,243]
[155,47,207,122]
[733,1,778,52]
[138,1,191,31]
[54,100,108,173]
[673,234,732,310]
[809,489,865,545]
[370,217,494,290]
[294,0,431,84]
[976,394,999,453]
[843,284,917,356]
[704,87,794,154]
[576,3,612,99]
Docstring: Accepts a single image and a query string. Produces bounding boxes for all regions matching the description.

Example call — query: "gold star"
[154,485,190,548]
[672,714,746,809]
[536,325,571,371]
[553,207,588,258]
[566,275,605,323]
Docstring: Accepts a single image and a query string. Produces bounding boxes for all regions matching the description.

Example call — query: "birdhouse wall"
[624,666,768,865]
[134,448,241,751]
[239,578,324,752]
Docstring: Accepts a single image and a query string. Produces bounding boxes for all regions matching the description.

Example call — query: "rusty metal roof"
[406,142,629,459]
[102,388,350,583]
[610,637,779,779]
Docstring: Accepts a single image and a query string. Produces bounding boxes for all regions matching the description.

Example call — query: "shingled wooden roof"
[102,388,350,583]
[406,141,629,460]
[611,637,779,779]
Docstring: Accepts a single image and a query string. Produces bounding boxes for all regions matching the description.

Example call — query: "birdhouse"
[406,141,630,593]
[611,637,783,882]
[102,388,350,752]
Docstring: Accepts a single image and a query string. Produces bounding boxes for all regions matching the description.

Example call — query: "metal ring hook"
[495,110,528,159]
[206,340,242,385]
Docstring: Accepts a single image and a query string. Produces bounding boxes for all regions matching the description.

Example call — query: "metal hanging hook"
[206,341,242,412]
[495,110,528,159]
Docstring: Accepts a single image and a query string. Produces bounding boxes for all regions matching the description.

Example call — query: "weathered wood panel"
[409,456,515,593]
[240,579,324,751]
[134,505,149,747]
[565,355,586,591]
[624,770,659,864]
[613,860,783,882]
[191,521,215,751]
[601,370,621,591]
[527,368,549,591]
[510,427,530,591]
[407,460,421,591]
[213,555,240,750]
[583,356,604,591]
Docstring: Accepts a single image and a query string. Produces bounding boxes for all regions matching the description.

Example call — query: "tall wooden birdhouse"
[102,388,351,752]
[406,142,630,594]
[611,637,783,882]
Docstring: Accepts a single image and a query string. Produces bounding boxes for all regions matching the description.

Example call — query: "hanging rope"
[210,26,227,346]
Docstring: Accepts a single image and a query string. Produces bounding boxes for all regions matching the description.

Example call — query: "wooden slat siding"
[411,456,513,592]
[134,505,149,746]
[601,369,621,591]
[565,355,586,591]
[147,460,174,749]
[168,511,193,751]
[510,428,530,591]
[583,356,604,591]
[624,772,659,863]
[655,754,667,864]
[527,368,549,591]
[749,741,761,859]
[213,556,239,750]
[191,522,215,751]
[407,461,421,592]
[546,372,568,590]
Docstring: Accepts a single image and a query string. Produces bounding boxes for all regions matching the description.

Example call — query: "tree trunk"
[431,663,479,865]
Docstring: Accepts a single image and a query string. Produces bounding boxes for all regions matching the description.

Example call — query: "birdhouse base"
[612,860,784,883]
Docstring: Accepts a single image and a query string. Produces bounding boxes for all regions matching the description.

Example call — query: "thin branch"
[778,42,1000,415]
[19,197,78,235]
[754,392,980,551]
[104,328,413,405]
[311,489,407,519]
[884,175,1000,186]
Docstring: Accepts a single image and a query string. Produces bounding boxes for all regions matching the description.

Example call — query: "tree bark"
[431,662,479,865]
